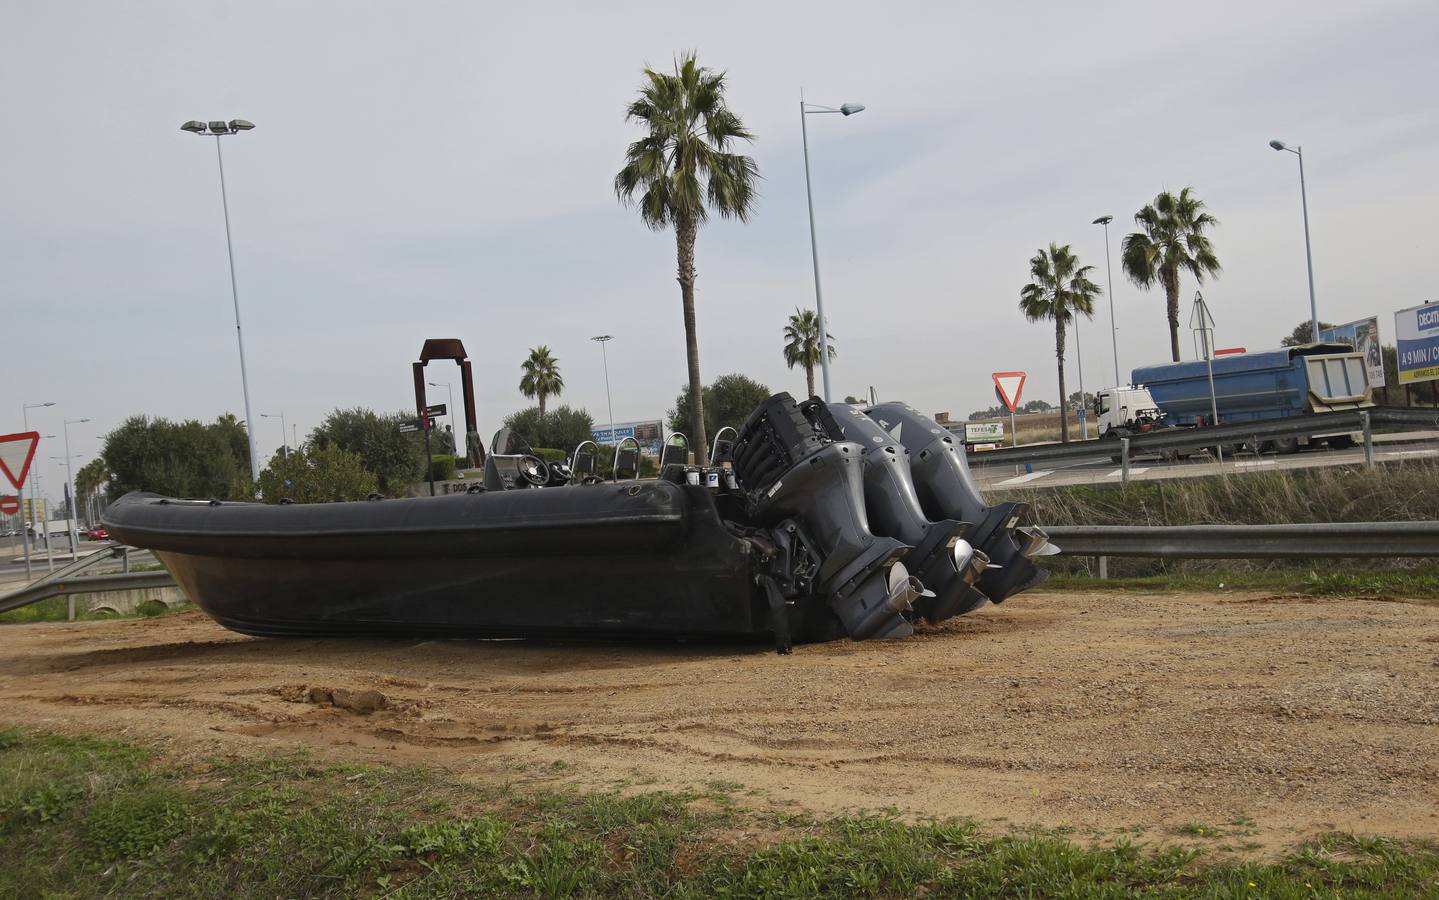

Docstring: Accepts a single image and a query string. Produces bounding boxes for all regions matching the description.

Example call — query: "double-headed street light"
[1269,139,1320,344]
[62,417,89,554]
[20,401,55,578]
[591,335,616,447]
[182,118,260,486]
[800,97,865,402]
[1092,215,1122,386]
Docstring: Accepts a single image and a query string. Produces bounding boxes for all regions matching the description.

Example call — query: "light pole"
[182,118,260,485]
[61,417,88,555]
[591,335,616,447]
[1073,308,1088,439]
[1093,215,1122,386]
[1269,140,1320,344]
[800,96,865,402]
[20,401,54,579]
[260,412,288,459]
[428,381,455,451]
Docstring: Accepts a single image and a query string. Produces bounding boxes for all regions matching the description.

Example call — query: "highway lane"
[971,431,1439,490]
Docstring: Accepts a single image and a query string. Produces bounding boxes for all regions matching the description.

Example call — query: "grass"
[2,728,1437,897]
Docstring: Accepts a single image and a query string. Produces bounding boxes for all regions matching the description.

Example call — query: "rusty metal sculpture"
[411,338,485,467]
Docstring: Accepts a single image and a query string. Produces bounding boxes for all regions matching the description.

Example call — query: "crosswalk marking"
[997,470,1052,486]
[1384,449,1439,459]
[1106,467,1149,478]
[1235,459,1277,468]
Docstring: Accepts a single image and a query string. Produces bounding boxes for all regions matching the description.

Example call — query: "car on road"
[87,527,109,541]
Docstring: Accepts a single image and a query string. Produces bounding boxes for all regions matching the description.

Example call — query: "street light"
[1092,215,1122,386]
[591,335,616,447]
[800,95,865,402]
[427,381,456,448]
[62,417,89,555]
[260,412,288,458]
[19,401,55,579]
[1269,139,1320,345]
[183,116,261,486]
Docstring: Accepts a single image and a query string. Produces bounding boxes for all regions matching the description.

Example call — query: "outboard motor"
[730,393,915,640]
[809,401,990,622]
[863,402,1057,602]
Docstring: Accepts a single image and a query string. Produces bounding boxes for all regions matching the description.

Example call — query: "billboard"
[590,419,665,459]
[1319,316,1385,387]
[1393,304,1439,386]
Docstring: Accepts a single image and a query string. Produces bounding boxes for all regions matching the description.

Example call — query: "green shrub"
[429,454,457,482]
[532,447,567,463]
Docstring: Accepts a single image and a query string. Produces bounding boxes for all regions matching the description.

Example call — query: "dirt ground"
[2,589,1437,851]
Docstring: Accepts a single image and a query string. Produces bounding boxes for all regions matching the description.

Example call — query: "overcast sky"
[5,0,1436,503]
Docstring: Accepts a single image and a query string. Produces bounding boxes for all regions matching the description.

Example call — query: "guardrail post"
[1120,438,1131,484]
[1097,555,1108,580]
[1361,410,1374,468]
[67,593,75,621]
[122,548,130,574]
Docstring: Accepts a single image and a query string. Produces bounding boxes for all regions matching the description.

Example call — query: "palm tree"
[1019,243,1101,443]
[614,53,759,465]
[519,346,564,418]
[1121,187,1221,362]
[782,307,836,399]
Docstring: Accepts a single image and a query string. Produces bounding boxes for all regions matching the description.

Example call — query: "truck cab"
[1094,386,1167,437]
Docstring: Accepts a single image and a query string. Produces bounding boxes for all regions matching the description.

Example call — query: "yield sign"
[0,432,40,491]
[992,372,1027,413]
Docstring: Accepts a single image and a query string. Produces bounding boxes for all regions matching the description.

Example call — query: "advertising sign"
[1319,316,1386,387]
[964,422,1004,444]
[1393,304,1439,386]
[590,420,665,459]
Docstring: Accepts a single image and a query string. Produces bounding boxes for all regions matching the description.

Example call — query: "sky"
[4,0,1437,505]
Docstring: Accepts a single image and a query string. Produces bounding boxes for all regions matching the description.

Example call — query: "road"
[971,432,1439,491]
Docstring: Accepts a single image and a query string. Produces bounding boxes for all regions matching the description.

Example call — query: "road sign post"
[1,432,40,580]
[991,372,1027,448]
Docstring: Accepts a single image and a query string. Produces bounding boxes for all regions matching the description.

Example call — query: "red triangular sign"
[992,372,1027,413]
[0,432,40,491]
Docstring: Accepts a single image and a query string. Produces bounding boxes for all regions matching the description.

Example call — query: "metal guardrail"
[966,406,1439,469]
[0,545,167,616]
[0,571,177,615]
[1044,522,1439,558]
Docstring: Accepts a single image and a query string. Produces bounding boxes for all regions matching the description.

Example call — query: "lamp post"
[427,381,455,450]
[1269,140,1320,344]
[591,335,616,447]
[1092,215,1122,386]
[61,418,88,555]
[20,401,55,579]
[800,96,865,402]
[182,118,260,485]
[260,412,288,459]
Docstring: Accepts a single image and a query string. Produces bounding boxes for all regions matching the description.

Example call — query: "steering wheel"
[518,455,549,487]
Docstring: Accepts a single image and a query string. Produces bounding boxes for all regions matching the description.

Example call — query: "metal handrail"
[966,406,1439,469]
[1044,521,1439,558]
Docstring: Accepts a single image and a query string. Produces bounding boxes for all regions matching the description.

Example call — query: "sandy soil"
[2,589,1436,850]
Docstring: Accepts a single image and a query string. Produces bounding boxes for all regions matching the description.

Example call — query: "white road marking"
[997,470,1052,485]
[1384,449,1439,459]
[1106,468,1149,477]
[1234,459,1277,468]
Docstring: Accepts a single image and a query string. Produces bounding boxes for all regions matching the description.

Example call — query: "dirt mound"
[2,589,1436,852]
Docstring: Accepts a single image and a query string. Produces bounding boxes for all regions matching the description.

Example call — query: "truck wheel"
[1273,437,1300,455]
[1327,435,1355,450]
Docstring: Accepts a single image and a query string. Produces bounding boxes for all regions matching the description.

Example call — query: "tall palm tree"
[1121,187,1221,362]
[782,307,836,399]
[1019,243,1101,444]
[614,52,759,465]
[519,346,564,418]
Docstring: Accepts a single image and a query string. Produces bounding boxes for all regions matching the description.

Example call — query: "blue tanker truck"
[1093,342,1374,456]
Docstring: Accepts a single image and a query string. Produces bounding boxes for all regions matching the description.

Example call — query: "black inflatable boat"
[104,394,1056,649]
